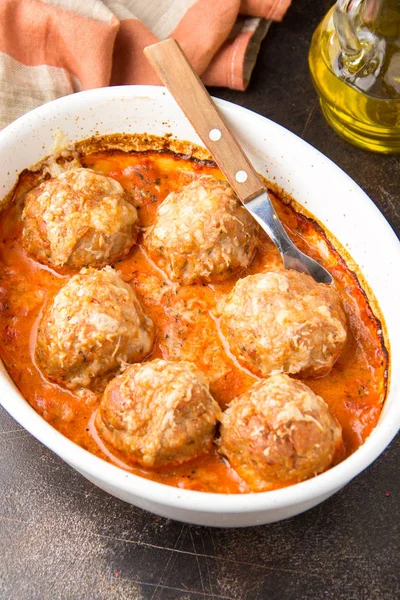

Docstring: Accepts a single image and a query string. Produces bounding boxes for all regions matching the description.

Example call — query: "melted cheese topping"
[144,176,258,283]
[22,168,138,268]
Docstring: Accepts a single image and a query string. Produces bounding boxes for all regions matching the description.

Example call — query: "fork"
[144,39,333,285]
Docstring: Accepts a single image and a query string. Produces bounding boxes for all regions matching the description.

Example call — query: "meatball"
[144,176,258,284]
[96,359,222,467]
[22,168,138,269]
[219,373,342,490]
[219,270,347,378]
[35,267,154,390]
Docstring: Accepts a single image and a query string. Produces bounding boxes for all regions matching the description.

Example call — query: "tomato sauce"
[0,150,388,494]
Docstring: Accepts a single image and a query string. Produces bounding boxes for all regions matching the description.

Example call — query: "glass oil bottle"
[309,0,400,153]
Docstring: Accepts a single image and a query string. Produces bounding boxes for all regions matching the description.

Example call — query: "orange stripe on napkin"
[0,0,118,88]
[203,30,256,91]
[111,19,159,86]
[240,0,292,20]
[172,0,240,76]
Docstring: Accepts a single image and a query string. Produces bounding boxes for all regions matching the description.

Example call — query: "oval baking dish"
[0,86,398,527]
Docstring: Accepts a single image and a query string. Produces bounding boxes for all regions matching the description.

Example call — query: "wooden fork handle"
[144,39,265,203]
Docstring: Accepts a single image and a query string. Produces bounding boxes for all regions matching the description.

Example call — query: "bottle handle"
[333,0,363,58]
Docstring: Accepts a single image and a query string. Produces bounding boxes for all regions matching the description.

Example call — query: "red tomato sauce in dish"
[0,149,388,494]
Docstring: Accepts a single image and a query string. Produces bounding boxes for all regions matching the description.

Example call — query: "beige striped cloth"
[0,0,291,130]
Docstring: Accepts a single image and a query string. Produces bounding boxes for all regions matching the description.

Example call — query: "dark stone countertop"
[1,1,399,598]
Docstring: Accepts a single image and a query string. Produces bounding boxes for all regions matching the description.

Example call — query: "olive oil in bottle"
[309,2,400,154]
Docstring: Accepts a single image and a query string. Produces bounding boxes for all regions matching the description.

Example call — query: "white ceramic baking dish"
[0,86,399,527]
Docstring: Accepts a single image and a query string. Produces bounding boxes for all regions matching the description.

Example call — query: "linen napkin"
[0,0,291,130]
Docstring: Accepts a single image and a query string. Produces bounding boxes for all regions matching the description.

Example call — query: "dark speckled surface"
[1,1,399,599]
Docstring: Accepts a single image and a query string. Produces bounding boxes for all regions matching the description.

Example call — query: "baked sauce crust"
[0,142,388,494]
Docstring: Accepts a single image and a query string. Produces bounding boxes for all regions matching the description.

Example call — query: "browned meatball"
[96,359,222,467]
[144,176,258,284]
[22,168,138,269]
[35,267,154,390]
[219,270,347,378]
[219,374,342,491]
